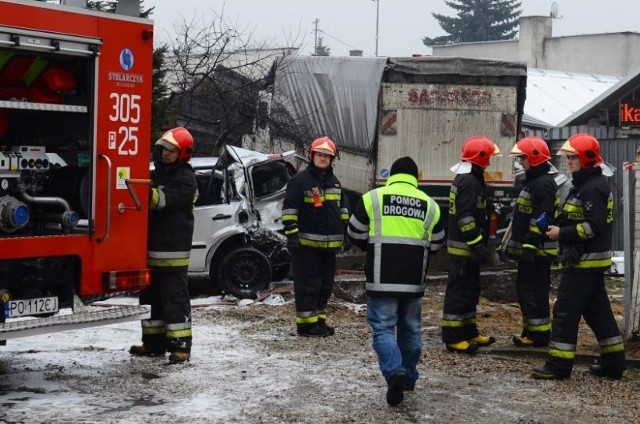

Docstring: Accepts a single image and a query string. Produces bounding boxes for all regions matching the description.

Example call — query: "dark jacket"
[557,167,612,271]
[446,165,489,259]
[147,161,198,268]
[507,162,558,258]
[281,164,349,250]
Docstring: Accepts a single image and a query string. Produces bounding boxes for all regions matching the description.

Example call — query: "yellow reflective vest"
[348,173,445,297]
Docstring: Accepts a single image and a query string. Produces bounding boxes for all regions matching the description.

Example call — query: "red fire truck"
[0,0,153,343]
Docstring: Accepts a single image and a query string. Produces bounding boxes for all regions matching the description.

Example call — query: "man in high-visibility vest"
[348,156,445,406]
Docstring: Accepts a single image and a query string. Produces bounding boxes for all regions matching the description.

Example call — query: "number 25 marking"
[118,126,138,155]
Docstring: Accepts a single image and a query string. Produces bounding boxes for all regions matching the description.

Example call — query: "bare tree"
[165,11,306,156]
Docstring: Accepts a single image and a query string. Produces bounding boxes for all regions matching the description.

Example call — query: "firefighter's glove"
[559,244,581,267]
[520,245,536,263]
[471,244,491,265]
[286,235,300,255]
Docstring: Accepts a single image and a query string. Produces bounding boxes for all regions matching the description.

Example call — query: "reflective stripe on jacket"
[148,161,198,269]
[281,164,349,250]
[507,163,558,258]
[446,167,489,259]
[557,167,612,271]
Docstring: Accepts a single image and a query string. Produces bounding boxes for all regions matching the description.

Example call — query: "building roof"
[559,65,640,126]
[523,68,622,128]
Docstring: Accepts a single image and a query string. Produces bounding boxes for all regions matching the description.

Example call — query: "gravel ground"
[1,278,639,424]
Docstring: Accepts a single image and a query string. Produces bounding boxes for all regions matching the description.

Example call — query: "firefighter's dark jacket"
[506,162,558,257]
[147,160,198,268]
[281,163,349,250]
[446,165,489,259]
[347,173,446,297]
[557,166,612,271]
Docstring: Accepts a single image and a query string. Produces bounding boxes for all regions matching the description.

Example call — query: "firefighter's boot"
[317,318,335,336]
[512,335,535,347]
[513,335,549,347]
[469,335,496,347]
[589,363,625,380]
[297,323,330,338]
[445,340,479,354]
[168,351,190,364]
[531,365,570,380]
[129,345,166,357]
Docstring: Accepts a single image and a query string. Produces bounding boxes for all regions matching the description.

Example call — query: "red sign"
[619,100,640,126]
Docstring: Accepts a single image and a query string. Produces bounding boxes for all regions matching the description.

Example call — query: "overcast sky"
[143,0,638,57]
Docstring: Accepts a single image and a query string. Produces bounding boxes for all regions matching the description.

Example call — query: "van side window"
[252,161,291,198]
[195,172,223,206]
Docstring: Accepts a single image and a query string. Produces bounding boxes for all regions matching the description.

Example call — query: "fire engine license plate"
[4,297,59,318]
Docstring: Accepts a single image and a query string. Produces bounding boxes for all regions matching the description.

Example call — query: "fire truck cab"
[0,0,153,343]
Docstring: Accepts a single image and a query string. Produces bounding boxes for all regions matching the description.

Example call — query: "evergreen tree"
[423,0,521,46]
[151,45,172,143]
[312,36,331,56]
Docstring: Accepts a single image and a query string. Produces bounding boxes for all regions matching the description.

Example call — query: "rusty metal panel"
[377,83,519,185]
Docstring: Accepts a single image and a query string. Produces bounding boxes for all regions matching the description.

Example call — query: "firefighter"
[532,133,626,379]
[130,127,198,364]
[281,136,350,337]
[507,137,558,347]
[441,135,501,353]
[347,156,445,406]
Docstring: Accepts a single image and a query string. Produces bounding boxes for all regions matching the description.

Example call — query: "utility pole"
[373,0,380,56]
[313,18,320,56]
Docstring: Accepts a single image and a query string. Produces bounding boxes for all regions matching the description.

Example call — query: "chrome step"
[0,304,150,341]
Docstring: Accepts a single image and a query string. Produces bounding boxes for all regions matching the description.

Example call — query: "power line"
[319,30,375,57]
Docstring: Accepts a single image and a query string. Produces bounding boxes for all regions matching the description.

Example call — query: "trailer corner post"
[622,161,638,340]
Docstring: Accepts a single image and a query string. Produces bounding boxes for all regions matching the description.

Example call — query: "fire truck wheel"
[218,247,272,300]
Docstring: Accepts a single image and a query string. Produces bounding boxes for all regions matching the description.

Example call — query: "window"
[252,161,291,198]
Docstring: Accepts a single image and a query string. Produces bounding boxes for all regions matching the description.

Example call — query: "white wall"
[432,16,640,77]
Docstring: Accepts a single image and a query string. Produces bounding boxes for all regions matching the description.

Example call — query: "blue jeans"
[367,296,422,386]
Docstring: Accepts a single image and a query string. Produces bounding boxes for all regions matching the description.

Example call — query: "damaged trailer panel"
[272,56,527,207]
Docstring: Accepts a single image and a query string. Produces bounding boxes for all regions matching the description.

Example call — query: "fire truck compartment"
[0,26,97,239]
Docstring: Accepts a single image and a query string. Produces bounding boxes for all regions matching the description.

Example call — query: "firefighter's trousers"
[516,258,551,345]
[441,258,482,344]
[139,267,192,353]
[292,246,336,325]
[544,270,625,375]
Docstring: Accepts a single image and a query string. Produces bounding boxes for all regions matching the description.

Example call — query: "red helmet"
[308,136,338,160]
[557,133,602,169]
[509,136,551,167]
[460,135,501,169]
[155,127,194,163]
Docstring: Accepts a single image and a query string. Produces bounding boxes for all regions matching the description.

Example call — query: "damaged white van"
[165,145,305,299]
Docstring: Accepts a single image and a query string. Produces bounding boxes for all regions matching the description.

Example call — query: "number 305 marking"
[109,93,141,155]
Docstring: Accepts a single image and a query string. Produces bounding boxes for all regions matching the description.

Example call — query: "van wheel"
[270,264,290,282]
[218,247,271,299]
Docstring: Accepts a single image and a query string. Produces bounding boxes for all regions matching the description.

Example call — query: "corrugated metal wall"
[542,127,637,251]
